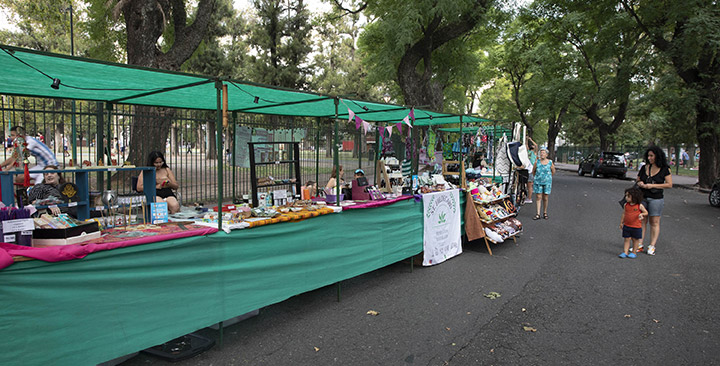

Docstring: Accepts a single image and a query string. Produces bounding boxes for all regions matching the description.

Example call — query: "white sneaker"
[524,199,533,204]
[647,245,656,255]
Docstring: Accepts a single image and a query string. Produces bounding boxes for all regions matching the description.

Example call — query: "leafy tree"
[620,0,720,187]
[533,0,653,151]
[357,0,496,111]
[0,0,79,54]
[248,0,312,89]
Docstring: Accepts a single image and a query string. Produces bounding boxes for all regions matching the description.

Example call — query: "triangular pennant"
[403,115,413,128]
[363,121,371,135]
[386,125,393,137]
[355,115,363,130]
[396,122,403,134]
[409,108,415,122]
[348,109,355,123]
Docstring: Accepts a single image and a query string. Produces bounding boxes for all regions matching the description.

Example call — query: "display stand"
[0,167,156,221]
[248,141,301,208]
[442,160,467,189]
[472,190,522,255]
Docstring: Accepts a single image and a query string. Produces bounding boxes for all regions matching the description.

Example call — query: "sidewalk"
[553,162,707,192]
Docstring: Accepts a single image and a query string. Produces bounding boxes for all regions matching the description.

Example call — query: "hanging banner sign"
[422,189,462,266]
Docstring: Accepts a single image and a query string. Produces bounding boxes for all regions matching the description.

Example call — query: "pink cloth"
[0,225,218,270]
[341,195,413,210]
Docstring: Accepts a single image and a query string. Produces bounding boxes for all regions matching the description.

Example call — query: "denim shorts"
[622,225,642,239]
[642,197,664,217]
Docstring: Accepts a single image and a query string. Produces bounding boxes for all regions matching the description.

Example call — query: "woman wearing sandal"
[532,147,555,220]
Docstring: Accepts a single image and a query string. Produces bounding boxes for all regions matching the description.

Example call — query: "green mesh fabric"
[0,45,490,125]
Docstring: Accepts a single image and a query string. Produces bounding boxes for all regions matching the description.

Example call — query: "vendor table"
[0,198,423,366]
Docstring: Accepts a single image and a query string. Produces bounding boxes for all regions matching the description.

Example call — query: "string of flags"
[345,102,414,137]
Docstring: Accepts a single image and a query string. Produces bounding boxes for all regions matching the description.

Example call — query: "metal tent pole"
[216,81,224,232]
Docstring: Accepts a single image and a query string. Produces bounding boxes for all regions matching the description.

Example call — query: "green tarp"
[0,200,424,366]
[0,44,491,125]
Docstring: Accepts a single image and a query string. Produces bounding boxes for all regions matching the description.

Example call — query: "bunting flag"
[409,108,415,122]
[363,121,371,135]
[355,115,363,130]
[386,125,393,137]
[348,109,355,124]
[396,122,403,134]
[403,115,413,128]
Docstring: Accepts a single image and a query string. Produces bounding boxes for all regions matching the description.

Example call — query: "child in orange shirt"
[619,187,648,258]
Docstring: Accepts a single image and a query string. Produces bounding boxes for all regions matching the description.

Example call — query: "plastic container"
[325,193,344,203]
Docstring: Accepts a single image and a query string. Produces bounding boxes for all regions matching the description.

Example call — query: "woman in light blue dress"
[533,148,556,220]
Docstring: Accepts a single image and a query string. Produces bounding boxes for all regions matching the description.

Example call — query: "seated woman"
[28,165,68,216]
[136,151,180,214]
[325,165,345,191]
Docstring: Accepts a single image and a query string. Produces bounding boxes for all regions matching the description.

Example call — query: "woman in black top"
[636,146,673,256]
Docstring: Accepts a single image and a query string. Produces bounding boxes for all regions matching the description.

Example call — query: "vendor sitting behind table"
[28,165,70,216]
[326,165,346,191]
[136,151,180,214]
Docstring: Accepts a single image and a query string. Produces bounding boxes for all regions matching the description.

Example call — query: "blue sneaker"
[619,253,628,258]
[628,253,637,259]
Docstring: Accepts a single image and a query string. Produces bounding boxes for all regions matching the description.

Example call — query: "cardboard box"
[32,221,100,247]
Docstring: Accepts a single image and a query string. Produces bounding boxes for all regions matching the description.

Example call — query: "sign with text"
[422,189,462,266]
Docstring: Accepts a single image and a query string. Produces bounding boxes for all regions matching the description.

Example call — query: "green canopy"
[0,44,491,125]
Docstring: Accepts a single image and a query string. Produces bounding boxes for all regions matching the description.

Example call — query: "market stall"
[0,197,423,366]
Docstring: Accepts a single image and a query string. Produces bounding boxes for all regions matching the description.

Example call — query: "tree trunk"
[126,106,174,166]
[120,0,216,166]
[206,120,217,160]
[696,105,720,188]
[171,125,179,156]
[325,130,333,158]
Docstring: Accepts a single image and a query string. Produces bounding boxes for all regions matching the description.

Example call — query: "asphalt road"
[121,171,720,366]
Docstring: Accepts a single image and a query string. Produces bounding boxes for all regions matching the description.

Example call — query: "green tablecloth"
[0,199,423,366]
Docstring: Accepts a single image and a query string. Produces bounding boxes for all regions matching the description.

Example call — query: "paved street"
[122,171,720,365]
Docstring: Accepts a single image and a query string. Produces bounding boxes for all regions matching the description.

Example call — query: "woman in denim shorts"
[636,146,673,255]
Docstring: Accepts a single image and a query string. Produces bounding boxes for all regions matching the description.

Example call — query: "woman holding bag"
[533,147,556,220]
[636,146,673,255]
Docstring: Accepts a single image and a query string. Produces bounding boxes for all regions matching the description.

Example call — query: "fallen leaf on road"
[446,327,451,331]
[624,314,632,318]
[490,349,494,353]
[523,326,537,332]
[314,347,320,352]
[367,310,379,316]
[522,308,526,312]
[451,343,456,346]
[483,292,501,299]
[467,312,471,315]
[653,319,660,323]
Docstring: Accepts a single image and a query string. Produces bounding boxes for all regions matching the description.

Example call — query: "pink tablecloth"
[341,195,413,210]
[0,223,218,269]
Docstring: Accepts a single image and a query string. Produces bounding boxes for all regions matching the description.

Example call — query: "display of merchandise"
[472,183,523,255]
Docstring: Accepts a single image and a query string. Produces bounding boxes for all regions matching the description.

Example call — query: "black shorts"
[622,225,642,239]
[157,188,176,199]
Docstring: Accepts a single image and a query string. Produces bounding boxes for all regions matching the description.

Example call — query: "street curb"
[555,166,710,193]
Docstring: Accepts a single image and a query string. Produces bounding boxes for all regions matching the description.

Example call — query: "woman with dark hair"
[136,151,180,214]
[636,145,673,256]
[326,165,345,191]
[28,165,67,215]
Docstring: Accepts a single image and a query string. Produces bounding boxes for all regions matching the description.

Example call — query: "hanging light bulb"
[51,78,61,89]
[253,96,260,104]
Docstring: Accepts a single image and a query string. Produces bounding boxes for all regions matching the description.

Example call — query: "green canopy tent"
[0,44,499,225]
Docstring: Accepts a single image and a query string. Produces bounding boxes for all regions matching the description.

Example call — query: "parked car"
[710,179,720,207]
[577,151,627,178]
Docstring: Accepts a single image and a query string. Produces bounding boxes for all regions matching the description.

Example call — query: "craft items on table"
[32,214,100,247]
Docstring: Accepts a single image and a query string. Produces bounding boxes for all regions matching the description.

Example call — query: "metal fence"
[1,95,379,205]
